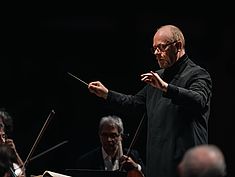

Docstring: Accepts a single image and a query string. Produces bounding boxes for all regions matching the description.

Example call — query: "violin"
[127,169,145,177]
[118,113,146,177]
[118,140,145,177]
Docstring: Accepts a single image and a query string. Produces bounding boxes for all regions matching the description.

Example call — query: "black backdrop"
[1,6,234,177]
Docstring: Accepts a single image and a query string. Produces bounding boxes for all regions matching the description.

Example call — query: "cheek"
[166,52,177,64]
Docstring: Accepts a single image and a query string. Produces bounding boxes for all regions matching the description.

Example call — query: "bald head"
[155,25,185,48]
[178,144,226,177]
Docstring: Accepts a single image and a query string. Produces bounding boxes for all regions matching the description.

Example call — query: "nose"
[107,136,114,141]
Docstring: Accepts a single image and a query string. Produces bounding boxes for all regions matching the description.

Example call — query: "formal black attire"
[76,146,145,175]
[106,54,212,177]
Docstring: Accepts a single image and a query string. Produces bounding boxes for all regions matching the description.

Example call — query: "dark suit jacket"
[107,54,212,177]
[76,147,145,175]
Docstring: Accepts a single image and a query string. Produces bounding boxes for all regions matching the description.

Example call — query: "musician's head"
[98,115,124,156]
[0,109,13,137]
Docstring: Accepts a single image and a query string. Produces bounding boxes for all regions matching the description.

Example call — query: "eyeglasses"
[101,132,120,139]
[151,41,178,54]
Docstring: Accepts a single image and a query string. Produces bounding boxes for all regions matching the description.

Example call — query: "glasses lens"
[151,41,178,54]
[101,133,120,139]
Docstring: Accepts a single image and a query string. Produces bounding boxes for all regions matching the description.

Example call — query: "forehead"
[153,28,172,43]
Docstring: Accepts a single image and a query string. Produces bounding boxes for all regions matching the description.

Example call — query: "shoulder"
[78,147,101,161]
[76,147,103,169]
[187,58,210,74]
[186,58,212,80]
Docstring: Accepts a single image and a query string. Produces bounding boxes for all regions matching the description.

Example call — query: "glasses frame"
[151,40,178,54]
[100,132,121,139]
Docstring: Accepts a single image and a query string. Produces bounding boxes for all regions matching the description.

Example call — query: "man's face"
[152,31,178,69]
[99,124,122,156]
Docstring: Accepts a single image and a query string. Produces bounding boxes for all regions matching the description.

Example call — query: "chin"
[158,61,167,68]
[159,64,167,69]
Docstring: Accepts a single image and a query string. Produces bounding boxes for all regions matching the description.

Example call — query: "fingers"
[88,81,100,92]
[141,71,157,79]
[141,71,163,84]
[123,155,132,162]
[141,72,155,83]
[5,139,16,152]
[120,156,138,170]
[87,81,108,99]
[140,73,152,78]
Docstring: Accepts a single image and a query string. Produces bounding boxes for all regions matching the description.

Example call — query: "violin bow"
[21,109,55,171]
[29,140,69,162]
[119,113,146,171]
[126,113,146,156]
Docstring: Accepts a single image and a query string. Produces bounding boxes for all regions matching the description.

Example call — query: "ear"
[175,41,182,51]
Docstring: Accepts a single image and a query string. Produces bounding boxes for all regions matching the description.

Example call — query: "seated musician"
[0,109,25,177]
[76,115,145,176]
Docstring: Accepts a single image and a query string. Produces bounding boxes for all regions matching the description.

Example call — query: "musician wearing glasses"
[87,25,212,177]
[76,115,145,175]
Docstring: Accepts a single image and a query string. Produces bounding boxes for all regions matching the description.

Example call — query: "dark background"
[1,4,234,177]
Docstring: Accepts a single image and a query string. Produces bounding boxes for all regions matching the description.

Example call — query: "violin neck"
[118,140,123,158]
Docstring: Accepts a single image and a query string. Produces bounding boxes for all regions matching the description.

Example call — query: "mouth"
[106,142,115,148]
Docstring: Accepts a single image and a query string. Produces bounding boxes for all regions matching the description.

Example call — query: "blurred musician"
[0,109,25,177]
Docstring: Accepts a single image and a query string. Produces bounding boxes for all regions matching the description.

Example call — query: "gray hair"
[180,144,226,177]
[0,109,14,136]
[98,115,124,135]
